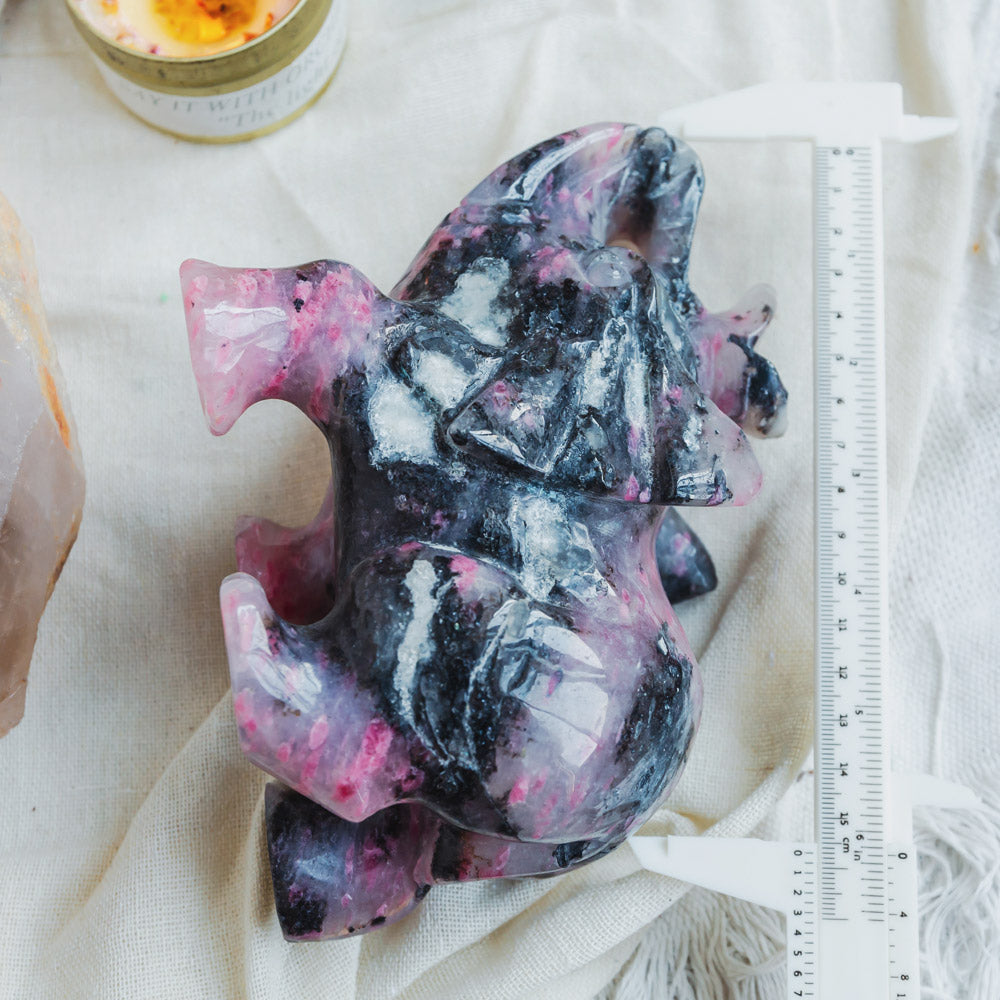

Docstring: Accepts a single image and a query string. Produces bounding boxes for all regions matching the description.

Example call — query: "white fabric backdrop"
[0,1,994,997]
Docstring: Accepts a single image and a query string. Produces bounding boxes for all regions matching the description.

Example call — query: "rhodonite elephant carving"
[182,123,787,939]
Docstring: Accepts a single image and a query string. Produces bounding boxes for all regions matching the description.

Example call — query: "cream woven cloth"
[0,1,990,997]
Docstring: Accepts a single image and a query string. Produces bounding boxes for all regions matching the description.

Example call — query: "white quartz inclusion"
[682,412,703,451]
[368,378,437,465]
[438,258,511,347]
[394,559,438,723]
[412,351,472,409]
[509,495,604,601]
[206,304,288,346]
[0,194,85,737]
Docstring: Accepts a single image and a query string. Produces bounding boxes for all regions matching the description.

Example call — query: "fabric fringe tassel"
[596,887,786,1000]
[601,762,1000,1000]
[915,758,1000,1000]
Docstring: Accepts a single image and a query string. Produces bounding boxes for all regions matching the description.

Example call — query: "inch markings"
[886,842,920,999]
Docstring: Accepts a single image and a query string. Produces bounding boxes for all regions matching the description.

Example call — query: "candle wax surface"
[74,0,299,57]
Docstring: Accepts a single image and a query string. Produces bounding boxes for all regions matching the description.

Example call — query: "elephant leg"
[265,783,436,940]
[654,508,717,604]
[222,542,530,831]
[264,783,618,940]
[426,812,617,882]
[221,572,422,824]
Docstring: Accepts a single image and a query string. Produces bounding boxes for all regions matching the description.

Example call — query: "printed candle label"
[94,0,346,139]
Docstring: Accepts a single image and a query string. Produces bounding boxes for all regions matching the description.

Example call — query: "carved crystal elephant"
[183,123,787,938]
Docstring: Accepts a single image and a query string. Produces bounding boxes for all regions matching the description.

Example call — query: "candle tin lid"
[64,0,348,142]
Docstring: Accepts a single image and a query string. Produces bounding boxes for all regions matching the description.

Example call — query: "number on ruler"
[787,845,817,998]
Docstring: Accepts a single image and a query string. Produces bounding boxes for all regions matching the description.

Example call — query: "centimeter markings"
[787,843,819,999]
[813,142,890,998]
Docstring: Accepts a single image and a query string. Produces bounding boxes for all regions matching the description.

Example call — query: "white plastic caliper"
[630,82,975,1000]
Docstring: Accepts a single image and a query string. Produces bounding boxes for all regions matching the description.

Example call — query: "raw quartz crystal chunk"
[183,124,788,940]
[0,195,84,737]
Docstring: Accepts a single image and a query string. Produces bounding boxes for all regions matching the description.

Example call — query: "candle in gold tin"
[64,0,348,141]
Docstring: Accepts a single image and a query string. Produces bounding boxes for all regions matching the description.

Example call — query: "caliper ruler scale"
[631,83,976,1000]
[814,136,890,990]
